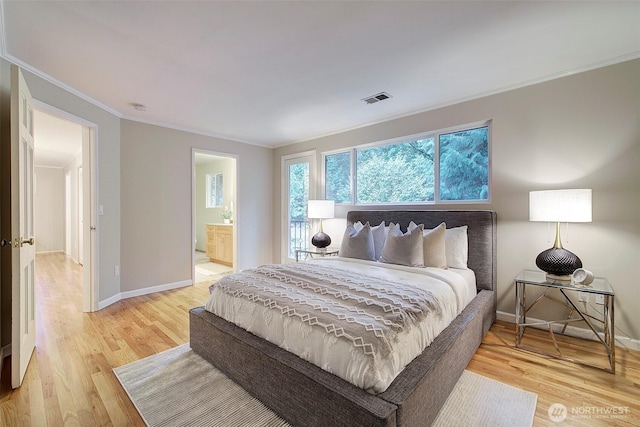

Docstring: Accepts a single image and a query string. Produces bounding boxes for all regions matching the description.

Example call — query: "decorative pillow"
[408,221,447,268]
[445,225,469,269]
[380,223,424,267]
[354,221,387,260]
[339,223,375,261]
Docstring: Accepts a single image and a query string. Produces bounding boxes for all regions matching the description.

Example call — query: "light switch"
[99,205,104,215]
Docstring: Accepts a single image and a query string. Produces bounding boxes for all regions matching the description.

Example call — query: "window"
[324,151,351,204]
[356,138,434,204]
[439,127,489,201]
[206,172,224,207]
[324,122,489,204]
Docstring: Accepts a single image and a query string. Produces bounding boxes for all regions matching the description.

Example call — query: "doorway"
[192,150,238,284]
[78,165,83,265]
[32,104,97,312]
[281,151,316,262]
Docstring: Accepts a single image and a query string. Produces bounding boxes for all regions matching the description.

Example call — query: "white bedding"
[204,257,476,394]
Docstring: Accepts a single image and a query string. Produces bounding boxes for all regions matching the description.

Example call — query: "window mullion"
[351,148,356,205]
[434,134,441,203]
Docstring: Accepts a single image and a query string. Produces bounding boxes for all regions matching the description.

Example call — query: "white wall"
[195,157,236,253]
[34,167,65,253]
[120,120,272,292]
[273,59,640,341]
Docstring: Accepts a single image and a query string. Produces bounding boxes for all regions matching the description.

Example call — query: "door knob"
[0,239,11,248]
[20,237,34,247]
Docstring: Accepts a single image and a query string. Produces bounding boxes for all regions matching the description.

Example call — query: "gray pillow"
[380,223,424,267]
[408,221,447,268]
[339,223,376,261]
[355,220,387,261]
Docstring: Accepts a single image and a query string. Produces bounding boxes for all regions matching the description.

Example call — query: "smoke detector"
[362,92,392,105]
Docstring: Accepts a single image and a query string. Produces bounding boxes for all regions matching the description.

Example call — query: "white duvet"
[204,257,476,394]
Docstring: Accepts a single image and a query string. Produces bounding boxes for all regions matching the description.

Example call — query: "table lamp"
[529,189,592,281]
[308,200,335,250]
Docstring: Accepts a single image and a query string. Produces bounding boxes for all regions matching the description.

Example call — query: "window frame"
[322,120,491,205]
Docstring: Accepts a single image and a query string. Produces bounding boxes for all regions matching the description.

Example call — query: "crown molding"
[119,114,270,149]
[2,52,123,118]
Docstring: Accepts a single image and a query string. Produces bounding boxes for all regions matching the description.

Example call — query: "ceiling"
[2,1,639,148]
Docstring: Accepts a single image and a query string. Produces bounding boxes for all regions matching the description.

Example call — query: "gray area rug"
[115,344,537,427]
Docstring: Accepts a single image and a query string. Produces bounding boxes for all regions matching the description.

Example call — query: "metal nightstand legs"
[515,280,615,373]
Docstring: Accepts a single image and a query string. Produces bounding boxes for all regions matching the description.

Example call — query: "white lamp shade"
[307,200,335,219]
[529,189,592,222]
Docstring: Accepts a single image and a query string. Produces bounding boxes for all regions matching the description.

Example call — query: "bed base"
[190,290,494,426]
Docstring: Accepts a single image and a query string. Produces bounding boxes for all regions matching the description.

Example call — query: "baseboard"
[121,280,192,299]
[35,250,66,255]
[98,280,193,310]
[98,293,122,310]
[497,310,640,351]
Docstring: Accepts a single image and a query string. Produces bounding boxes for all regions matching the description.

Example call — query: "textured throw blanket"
[214,263,441,358]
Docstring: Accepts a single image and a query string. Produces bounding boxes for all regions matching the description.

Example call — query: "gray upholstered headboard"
[346,210,497,293]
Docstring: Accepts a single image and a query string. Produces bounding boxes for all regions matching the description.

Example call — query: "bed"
[190,210,497,426]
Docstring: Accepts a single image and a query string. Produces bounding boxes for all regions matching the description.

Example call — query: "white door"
[10,66,36,388]
[282,152,316,262]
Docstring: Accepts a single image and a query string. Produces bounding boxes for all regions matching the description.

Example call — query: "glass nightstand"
[295,249,339,262]
[515,269,615,373]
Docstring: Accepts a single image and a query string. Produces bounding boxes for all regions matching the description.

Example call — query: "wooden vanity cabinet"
[206,225,233,266]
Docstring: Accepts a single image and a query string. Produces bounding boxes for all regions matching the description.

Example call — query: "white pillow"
[380,223,424,267]
[354,221,387,261]
[408,221,447,268]
[445,226,469,269]
[339,223,375,261]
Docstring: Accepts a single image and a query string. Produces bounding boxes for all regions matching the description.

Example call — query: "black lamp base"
[311,232,331,249]
[535,247,582,282]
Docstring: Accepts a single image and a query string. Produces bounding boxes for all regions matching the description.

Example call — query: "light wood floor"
[1,252,639,426]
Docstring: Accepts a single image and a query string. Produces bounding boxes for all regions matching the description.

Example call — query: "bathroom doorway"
[192,149,237,284]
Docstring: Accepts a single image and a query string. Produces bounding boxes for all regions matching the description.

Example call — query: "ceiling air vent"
[362,92,392,105]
